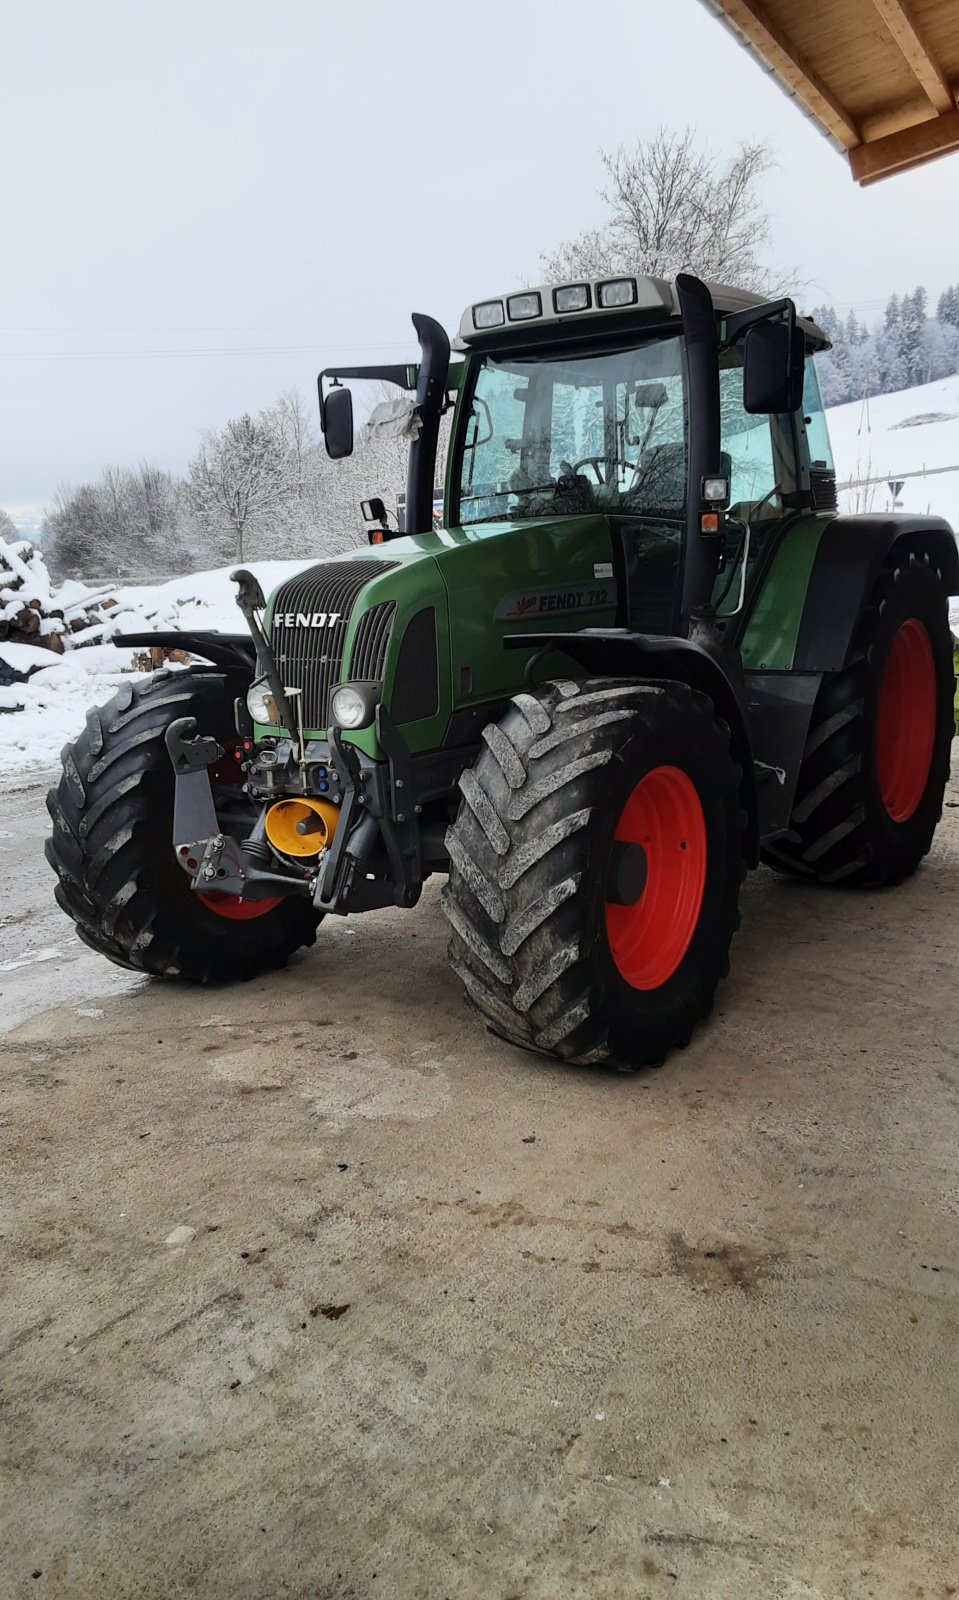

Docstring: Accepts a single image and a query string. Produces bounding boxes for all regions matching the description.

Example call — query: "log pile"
[0,535,118,655]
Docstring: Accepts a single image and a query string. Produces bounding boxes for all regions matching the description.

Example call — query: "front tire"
[45,667,320,980]
[761,550,954,886]
[442,678,747,1069]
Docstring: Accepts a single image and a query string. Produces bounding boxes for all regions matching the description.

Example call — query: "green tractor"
[46,273,958,1068]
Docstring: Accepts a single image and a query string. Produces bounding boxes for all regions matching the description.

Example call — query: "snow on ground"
[828,372,959,530]
[827,373,959,642]
[102,560,311,639]
[0,560,310,777]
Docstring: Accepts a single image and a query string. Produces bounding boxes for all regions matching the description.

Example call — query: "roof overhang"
[698,0,959,184]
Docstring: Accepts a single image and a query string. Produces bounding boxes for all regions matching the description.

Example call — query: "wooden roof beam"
[850,106,959,183]
[868,0,957,114]
[710,0,861,149]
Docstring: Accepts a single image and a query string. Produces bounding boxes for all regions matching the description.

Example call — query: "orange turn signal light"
[701,512,720,533]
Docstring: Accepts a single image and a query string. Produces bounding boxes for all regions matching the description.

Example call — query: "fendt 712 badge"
[46,275,958,1069]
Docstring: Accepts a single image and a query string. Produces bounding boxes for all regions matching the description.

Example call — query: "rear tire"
[761,550,954,886]
[45,666,320,980]
[442,677,747,1069]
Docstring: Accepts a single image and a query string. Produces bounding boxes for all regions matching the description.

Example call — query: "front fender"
[506,629,759,866]
[114,630,256,673]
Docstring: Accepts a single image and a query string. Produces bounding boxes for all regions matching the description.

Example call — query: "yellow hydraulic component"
[264,796,340,859]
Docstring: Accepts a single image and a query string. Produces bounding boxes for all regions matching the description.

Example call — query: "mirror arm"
[318,363,415,393]
[318,363,416,432]
[723,297,796,345]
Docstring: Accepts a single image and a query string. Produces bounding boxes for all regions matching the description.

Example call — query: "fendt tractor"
[46,274,958,1069]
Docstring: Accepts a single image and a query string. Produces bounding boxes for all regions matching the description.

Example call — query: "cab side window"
[719,351,795,520]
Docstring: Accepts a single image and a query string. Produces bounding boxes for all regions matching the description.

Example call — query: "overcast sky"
[3,0,959,534]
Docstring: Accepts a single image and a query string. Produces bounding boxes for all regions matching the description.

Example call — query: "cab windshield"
[457,336,686,525]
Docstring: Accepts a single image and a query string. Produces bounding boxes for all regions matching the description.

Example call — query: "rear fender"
[792,515,959,672]
[506,629,759,865]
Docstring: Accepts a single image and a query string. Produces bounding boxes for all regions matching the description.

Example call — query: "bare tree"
[187,413,295,563]
[269,389,316,499]
[0,507,18,542]
[541,129,775,293]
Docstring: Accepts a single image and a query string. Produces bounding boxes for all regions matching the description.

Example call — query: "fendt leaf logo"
[274,612,343,628]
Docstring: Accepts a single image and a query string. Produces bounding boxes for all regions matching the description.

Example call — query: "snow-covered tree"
[900,287,928,385]
[937,284,959,330]
[0,508,18,541]
[540,129,777,294]
[918,317,959,387]
[187,412,297,563]
[812,280,959,406]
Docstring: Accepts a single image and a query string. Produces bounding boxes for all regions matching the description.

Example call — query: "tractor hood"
[262,514,618,755]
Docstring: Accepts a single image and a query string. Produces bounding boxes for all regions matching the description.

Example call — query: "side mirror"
[322,384,354,459]
[743,322,805,416]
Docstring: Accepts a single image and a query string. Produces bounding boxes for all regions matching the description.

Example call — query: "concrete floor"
[1,763,958,1600]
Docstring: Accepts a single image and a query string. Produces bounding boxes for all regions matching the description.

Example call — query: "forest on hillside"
[811,285,959,408]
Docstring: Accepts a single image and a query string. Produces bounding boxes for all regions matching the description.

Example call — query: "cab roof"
[453,275,830,353]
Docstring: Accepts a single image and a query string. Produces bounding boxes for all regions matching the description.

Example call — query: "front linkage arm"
[164,717,313,902]
[231,568,301,745]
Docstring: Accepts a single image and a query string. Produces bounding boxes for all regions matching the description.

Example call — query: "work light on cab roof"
[461,275,677,341]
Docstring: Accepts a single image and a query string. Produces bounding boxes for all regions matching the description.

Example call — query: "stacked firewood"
[0,535,118,655]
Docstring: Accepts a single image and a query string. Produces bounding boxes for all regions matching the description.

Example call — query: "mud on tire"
[45,666,320,980]
[442,677,748,1069]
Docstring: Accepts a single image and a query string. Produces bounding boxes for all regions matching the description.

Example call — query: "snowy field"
[829,371,959,528]
[0,561,310,776]
[3,378,959,781]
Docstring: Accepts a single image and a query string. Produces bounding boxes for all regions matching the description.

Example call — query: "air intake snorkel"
[405,312,451,536]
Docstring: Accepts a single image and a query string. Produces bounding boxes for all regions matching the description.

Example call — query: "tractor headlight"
[506,292,541,321]
[247,676,278,725]
[554,284,590,313]
[702,474,731,507]
[330,683,377,730]
[598,277,637,308]
[472,300,505,330]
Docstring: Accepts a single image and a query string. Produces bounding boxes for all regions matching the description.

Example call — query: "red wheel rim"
[196,890,284,920]
[605,765,707,991]
[876,619,937,823]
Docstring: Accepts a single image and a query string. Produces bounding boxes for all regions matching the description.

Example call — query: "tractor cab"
[321,273,832,652]
[446,279,836,642]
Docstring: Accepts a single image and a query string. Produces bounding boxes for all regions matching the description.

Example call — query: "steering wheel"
[570,456,636,487]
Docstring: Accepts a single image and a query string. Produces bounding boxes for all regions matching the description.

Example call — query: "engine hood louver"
[350,601,397,682]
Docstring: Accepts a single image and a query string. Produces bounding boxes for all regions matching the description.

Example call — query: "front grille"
[350,601,396,681]
[271,560,399,729]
